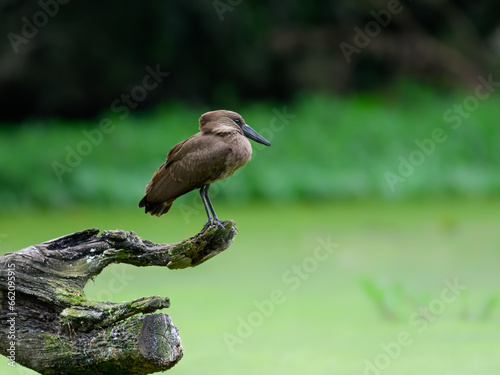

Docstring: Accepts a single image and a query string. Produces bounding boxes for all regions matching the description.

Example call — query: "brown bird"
[139,110,271,224]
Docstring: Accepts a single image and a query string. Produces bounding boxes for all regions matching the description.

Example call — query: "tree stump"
[0,221,237,374]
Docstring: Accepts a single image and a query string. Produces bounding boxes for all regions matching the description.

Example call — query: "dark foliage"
[0,0,499,121]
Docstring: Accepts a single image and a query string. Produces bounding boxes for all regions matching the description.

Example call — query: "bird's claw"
[206,219,226,231]
[215,220,226,230]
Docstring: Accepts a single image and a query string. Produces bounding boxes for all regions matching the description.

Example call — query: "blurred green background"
[1,1,499,374]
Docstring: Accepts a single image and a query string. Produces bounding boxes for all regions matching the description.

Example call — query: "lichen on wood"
[0,220,237,374]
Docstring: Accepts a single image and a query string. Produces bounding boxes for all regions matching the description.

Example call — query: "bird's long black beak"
[242,124,271,146]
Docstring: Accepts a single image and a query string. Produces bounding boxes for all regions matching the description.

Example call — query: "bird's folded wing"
[144,133,232,203]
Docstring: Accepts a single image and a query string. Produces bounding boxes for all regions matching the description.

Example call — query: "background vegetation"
[1,84,500,210]
[1,1,499,374]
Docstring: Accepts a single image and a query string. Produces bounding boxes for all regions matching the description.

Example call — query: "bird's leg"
[203,184,225,229]
[199,185,213,224]
[204,184,219,221]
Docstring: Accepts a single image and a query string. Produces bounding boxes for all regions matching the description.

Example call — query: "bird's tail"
[138,196,173,217]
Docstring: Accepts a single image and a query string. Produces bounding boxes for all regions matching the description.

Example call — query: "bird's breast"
[216,134,253,181]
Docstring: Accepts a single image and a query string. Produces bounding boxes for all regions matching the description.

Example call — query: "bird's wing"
[144,133,231,203]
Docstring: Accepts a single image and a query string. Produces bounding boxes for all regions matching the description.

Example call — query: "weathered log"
[0,221,237,374]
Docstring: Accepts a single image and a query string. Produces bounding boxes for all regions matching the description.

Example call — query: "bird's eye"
[233,118,241,125]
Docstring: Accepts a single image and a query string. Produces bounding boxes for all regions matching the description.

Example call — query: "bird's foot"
[215,220,226,230]
[205,219,227,231]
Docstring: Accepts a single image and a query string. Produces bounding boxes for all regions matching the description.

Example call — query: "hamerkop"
[139,110,271,224]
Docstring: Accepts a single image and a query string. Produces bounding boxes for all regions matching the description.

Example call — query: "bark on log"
[0,221,237,374]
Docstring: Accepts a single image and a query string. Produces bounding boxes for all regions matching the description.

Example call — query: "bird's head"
[199,110,271,146]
